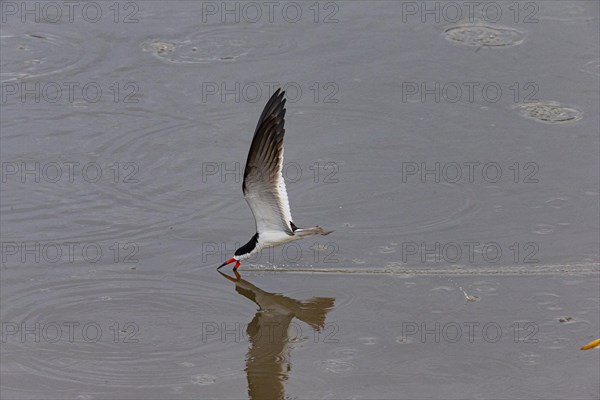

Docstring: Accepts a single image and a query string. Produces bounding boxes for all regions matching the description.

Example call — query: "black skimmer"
[217,89,333,271]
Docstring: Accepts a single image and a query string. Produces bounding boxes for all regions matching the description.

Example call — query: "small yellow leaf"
[580,338,600,350]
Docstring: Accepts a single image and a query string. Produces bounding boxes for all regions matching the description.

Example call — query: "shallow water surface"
[1,1,599,399]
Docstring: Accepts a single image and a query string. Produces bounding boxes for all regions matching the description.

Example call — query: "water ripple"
[0,30,102,82]
[0,271,241,389]
[142,27,297,64]
[443,24,525,47]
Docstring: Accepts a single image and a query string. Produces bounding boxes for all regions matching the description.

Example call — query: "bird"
[217,89,333,271]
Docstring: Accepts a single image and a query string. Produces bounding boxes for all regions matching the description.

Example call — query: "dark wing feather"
[242,89,293,234]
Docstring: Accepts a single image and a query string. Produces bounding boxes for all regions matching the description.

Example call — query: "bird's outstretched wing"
[242,89,293,235]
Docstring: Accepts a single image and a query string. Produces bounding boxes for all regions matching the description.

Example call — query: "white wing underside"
[242,89,294,236]
[244,151,293,234]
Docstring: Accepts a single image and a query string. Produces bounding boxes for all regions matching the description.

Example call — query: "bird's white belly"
[236,231,300,262]
[259,230,297,247]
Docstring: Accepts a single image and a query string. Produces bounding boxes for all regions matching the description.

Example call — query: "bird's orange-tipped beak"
[217,258,236,270]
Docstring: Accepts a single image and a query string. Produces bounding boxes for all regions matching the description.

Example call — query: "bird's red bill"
[217,258,236,270]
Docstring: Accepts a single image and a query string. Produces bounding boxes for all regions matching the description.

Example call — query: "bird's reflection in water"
[219,271,335,400]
